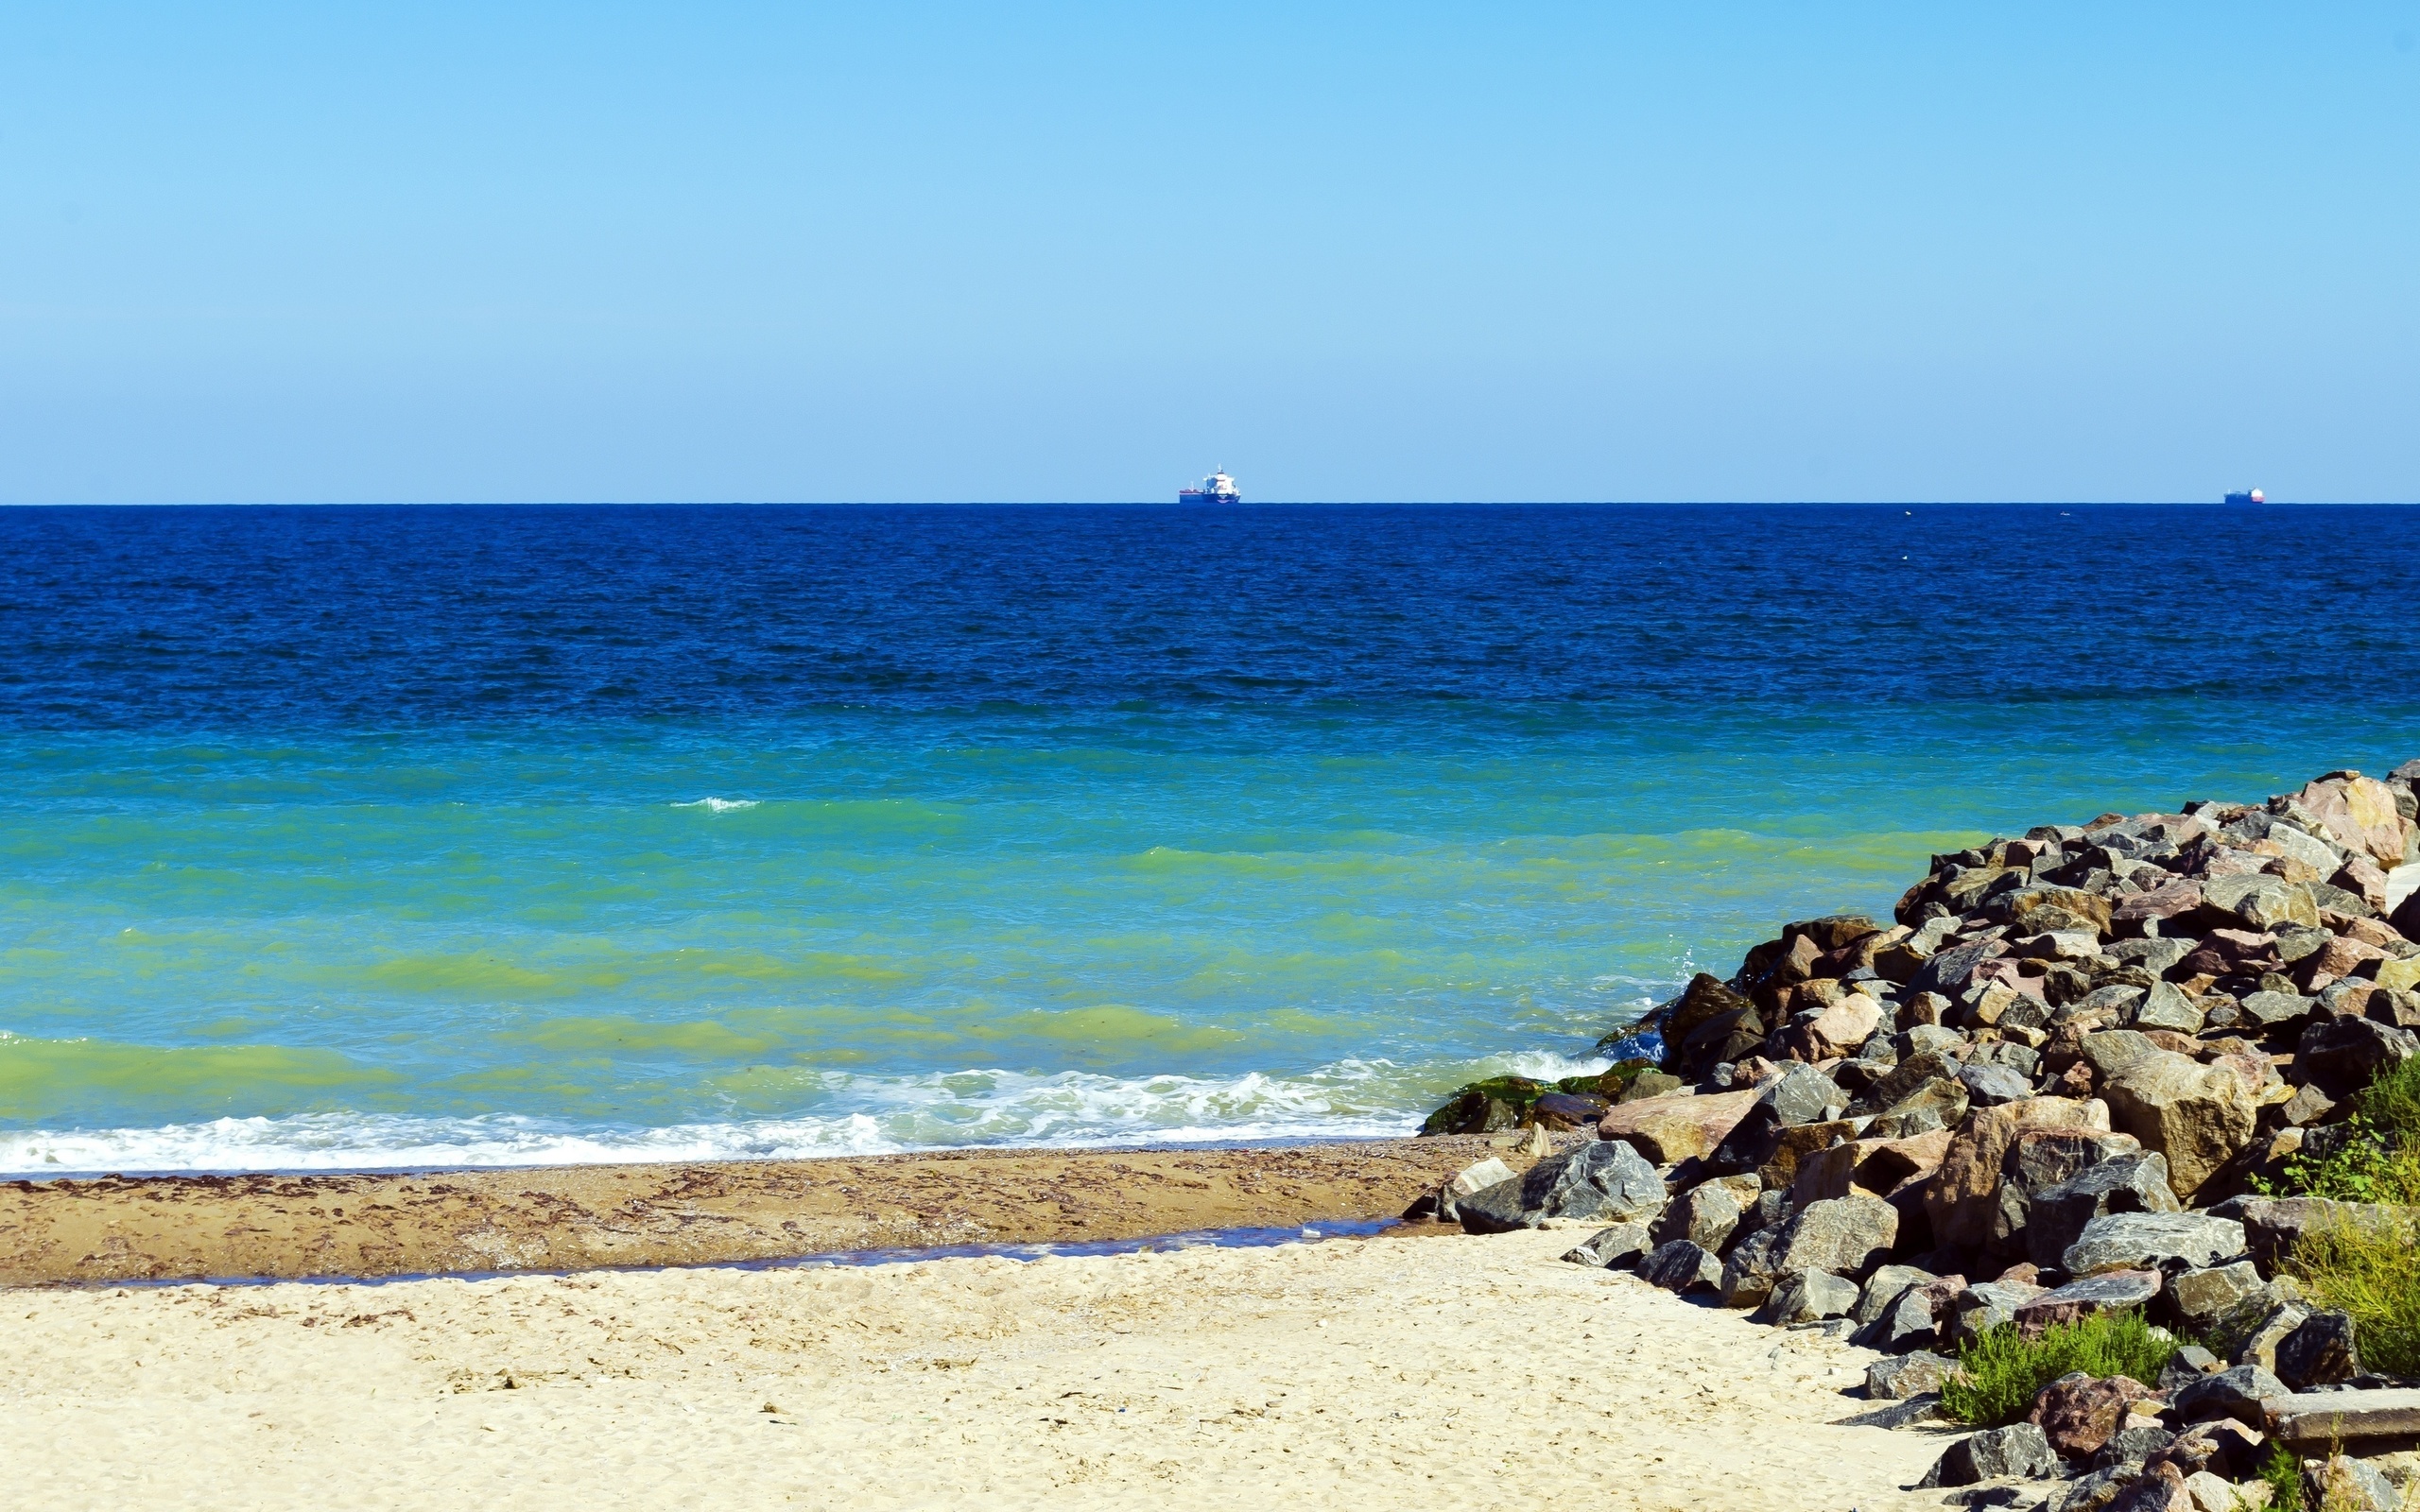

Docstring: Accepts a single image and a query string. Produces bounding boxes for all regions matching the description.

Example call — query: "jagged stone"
[2274,1309,2362,1388]
[2294,1015,2419,1097]
[2014,1270,2162,1332]
[1958,1060,2035,1107]
[2030,1371,2161,1461]
[2100,1050,2256,1201]
[1649,1180,1742,1252]
[1431,1157,1518,1222]
[1559,1221,1651,1268]
[1758,1266,1859,1324]
[1637,1239,1723,1293]
[1924,1095,2112,1248]
[2093,1424,2177,1472]
[1595,1087,1760,1164]
[2306,1454,2399,1512]
[2025,1152,2183,1267]
[1867,1349,1955,1400]
[2063,1211,2247,1277]
[1947,1280,2047,1348]
[1456,1139,1666,1233]
[2170,1364,2288,1428]
[1718,1192,1899,1308]
[2169,1262,2266,1330]
[1917,1422,2062,1487]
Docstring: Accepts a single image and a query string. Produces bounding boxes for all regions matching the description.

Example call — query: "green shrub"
[2283,1209,2420,1378]
[1940,1310,2181,1426]
[2256,1056,2420,1206]
[2257,1440,2307,1512]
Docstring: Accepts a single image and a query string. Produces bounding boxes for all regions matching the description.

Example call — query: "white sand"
[5,1228,1961,1510]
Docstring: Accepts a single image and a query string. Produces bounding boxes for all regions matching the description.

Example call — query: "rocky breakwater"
[1417,764,2420,1511]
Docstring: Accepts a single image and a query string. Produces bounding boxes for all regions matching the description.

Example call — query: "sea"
[2,503,2414,1176]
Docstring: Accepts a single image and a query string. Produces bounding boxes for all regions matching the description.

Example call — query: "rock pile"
[1417,764,2420,1510]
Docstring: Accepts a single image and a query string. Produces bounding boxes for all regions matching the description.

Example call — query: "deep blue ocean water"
[3,503,2415,1173]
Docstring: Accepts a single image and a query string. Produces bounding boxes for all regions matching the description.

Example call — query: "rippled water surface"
[2,504,2414,1172]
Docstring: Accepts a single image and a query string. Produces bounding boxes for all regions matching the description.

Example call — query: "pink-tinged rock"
[2318,776,2412,867]
[2337,914,2411,951]
[1595,1089,1759,1165]
[1923,1096,2113,1248]
[2333,854,2392,912]
[2115,880,2203,924]
[1803,993,1882,1058]
[2029,1372,2162,1460]
[2312,935,2389,979]
[1789,1127,1954,1206]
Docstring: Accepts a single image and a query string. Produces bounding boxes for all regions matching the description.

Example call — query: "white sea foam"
[0,1058,1515,1177]
[670,797,760,812]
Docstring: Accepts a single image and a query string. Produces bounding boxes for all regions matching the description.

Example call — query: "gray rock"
[2014,1270,2162,1332]
[2295,1015,2420,1097]
[2090,1424,2176,1472]
[2080,1030,2165,1079]
[2063,1211,2246,1277]
[2170,1364,2289,1427]
[2306,1454,2399,1512]
[2169,1262,2267,1329]
[1718,1192,1900,1308]
[1860,1286,1940,1353]
[2204,874,2320,932]
[1916,1422,2062,1487]
[1559,1222,1651,1268]
[1851,1264,1942,1326]
[1958,1060,2036,1107]
[1865,1074,1970,1137]
[2040,1466,2136,1512]
[1866,1349,1955,1400]
[2107,936,2192,977]
[1457,1139,1667,1233]
[2213,1297,2308,1373]
[2238,989,2318,1030]
[1912,940,2011,1000]
[1637,1239,1724,1294]
[1947,1280,2046,1349]
[1434,1157,1519,1222]
[1650,1181,1742,1253]
[1758,1267,1859,1325]
[2025,1153,2184,1268]
[2129,979,2206,1033]
[1832,1392,1946,1429]
[1895,1023,1967,1059]
[2275,1309,2362,1389]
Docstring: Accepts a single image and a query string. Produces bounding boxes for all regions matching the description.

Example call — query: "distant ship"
[1178,469,1240,505]
[2223,487,2266,506]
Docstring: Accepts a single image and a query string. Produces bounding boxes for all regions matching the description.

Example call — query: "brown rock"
[2029,1372,2161,1461]
[1922,1096,2113,1249]
[2100,1051,2256,1202]
[1789,1128,1953,1206]
[1595,1088,1759,1165]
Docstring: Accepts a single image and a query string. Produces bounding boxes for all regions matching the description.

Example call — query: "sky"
[2,3,2416,504]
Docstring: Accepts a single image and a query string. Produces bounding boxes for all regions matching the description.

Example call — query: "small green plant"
[1940,1310,2181,1426]
[2283,1211,2420,1378]
[2256,1440,2306,1512]
[2256,1110,2420,1205]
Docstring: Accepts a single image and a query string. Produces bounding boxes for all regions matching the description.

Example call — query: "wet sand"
[0,1136,1531,1285]
[4,1225,1952,1511]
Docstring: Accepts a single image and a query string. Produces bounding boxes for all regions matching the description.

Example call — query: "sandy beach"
[0,1138,1520,1286]
[6,1224,1952,1511]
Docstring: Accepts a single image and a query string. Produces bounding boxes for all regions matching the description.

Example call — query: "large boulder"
[2024,1153,2183,1268]
[1789,1128,1952,1206]
[1559,1222,1651,1268]
[1708,1065,1848,1172]
[2030,1372,2161,1461]
[1718,1193,1900,1308]
[2099,1052,2256,1201]
[2168,1262,2267,1330]
[1650,1181,1743,1252]
[2274,1309,2362,1389]
[1456,1140,1665,1233]
[2293,1015,2418,1097]
[2014,1270,2162,1332]
[1916,1422,2062,1487]
[2201,874,2321,932]
[2169,1364,2287,1428]
[2062,1212,2247,1277]
[1758,1267,1859,1324]
[1923,1096,2112,1249]
[1637,1239,1724,1294]
[1595,1088,1759,1164]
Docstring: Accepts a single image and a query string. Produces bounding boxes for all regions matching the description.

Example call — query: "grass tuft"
[1939,1310,2180,1426]
[2257,1441,2307,1512]
[2283,1210,2420,1378]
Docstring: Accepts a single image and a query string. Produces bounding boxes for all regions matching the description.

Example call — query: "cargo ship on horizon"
[1178,469,1240,505]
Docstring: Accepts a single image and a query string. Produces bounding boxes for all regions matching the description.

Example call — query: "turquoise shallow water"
[2,504,2415,1171]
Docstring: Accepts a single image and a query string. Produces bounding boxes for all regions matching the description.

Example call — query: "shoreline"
[0,1134,1536,1288]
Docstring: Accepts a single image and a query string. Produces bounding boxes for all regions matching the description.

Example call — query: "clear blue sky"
[3,3,2415,503]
